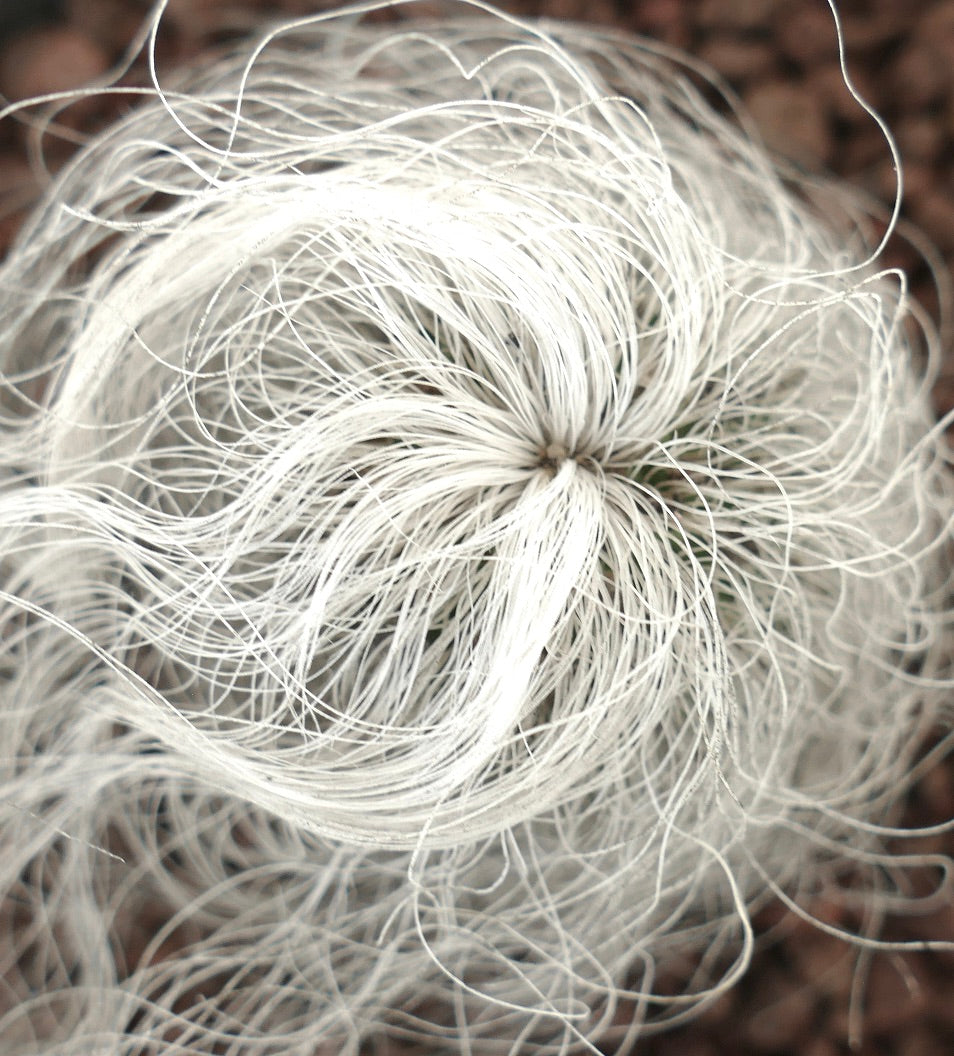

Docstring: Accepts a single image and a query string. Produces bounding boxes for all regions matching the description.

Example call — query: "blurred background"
[0,2,952,1054]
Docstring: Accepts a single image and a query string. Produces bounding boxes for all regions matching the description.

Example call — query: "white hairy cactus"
[0,3,951,1053]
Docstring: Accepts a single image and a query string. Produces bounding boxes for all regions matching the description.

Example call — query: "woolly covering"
[0,3,952,1053]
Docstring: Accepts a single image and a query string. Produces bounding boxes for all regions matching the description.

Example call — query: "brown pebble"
[805,62,881,126]
[914,756,954,822]
[900,1025,953,1056]
[915,0,954,67]
[895,116,947,164]
[790,931,856,1002]
[697,36,775,84]
[877,151,932,215]
[574,0,620,27]
[0,26,109,103]
[0,158,34,198]
[652,1034,720,1056]
[0,159,35,251]
[925,964,954,1028]
[739,974,817,1051]
[802,1038,840,1056]
[804,897,849,930]
[751,899,797,932]
[860,953,929,1037]
[161,0,234,31]
[912,190,954,254]
[156,0,269,53]
[773,3,839,68]
[874,242,921,284]
[632,0,690,48]
[838,125,892,175]
[841,3,907,52]
[697,0,781,33]
[890,41,952,110]
[63,0,144,56]
[0,150,37,242]
[744,79,831,167]
[0,210,27,258]
[933,371,954,422]
[693,986,736,1029]
[521,0,588,19]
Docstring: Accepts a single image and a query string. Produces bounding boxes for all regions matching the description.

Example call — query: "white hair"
[0,3,951,1052]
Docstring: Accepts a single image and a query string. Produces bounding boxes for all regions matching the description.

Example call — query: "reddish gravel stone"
[744,79,832,166]
[0,159,34,251]
[801,1039,840,1056]
[915,753,954,821]
[895,115,947,163]
[0,157,34,196]
[697,0,781,33]
[740,972,817,1050]
[915,1,954,66]
[840,5,907,52]
[899,1026,954,1056]
[933,375,954,422]
[890,40,952,110]
[790,932,856,1002]
[631,0,690,48]
[161,0,248,34]
[927,962,954,1025]
[0,209,27,256]
[537,0,618,24]
[860,954,930,1037]
[773,3,839,68]
[63,0,145,56]
[804,63,880,125]
[0,26,109,103]
[692,987,736,1029]
[652,1035,720,1056]
[912,190,954,254]
[751,898,798,932]
[697,36,776,83]
[838,125,892,175]
[875,242,922,285]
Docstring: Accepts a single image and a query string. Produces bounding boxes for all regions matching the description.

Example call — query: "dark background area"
[0,2,952,1054]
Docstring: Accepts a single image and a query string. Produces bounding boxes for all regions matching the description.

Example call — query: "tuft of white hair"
[0,3,952,1053]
